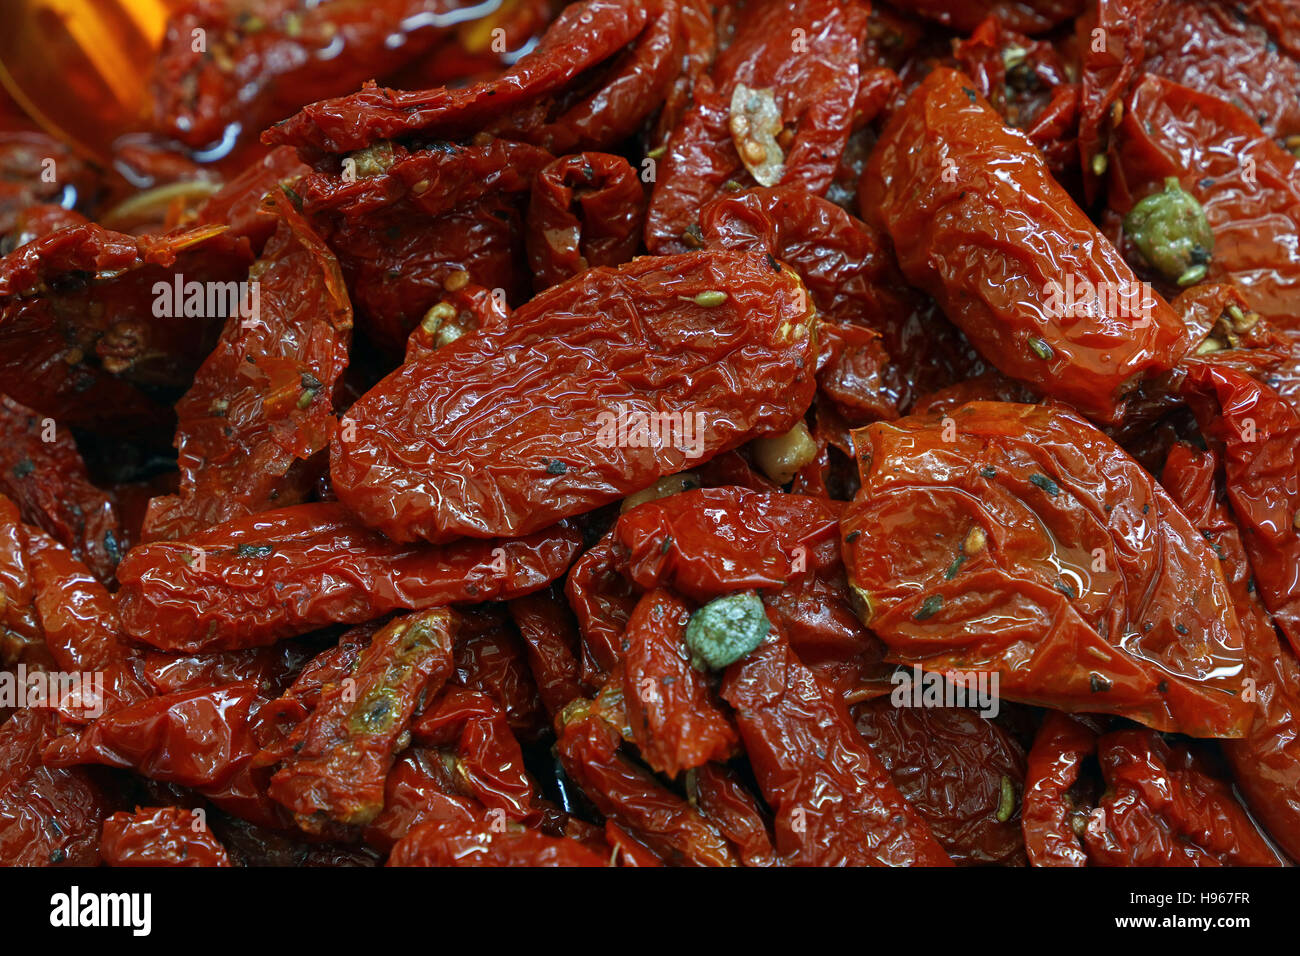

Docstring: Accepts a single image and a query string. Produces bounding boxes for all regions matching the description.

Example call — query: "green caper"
[684,592,770,670]
[1123,177,1214,286]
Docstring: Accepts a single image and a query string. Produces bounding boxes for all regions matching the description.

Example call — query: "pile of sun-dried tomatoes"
[0,0,1298,867]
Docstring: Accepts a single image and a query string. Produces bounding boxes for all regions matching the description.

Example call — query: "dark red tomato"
[1143,0,1300,143]
[332,251,816,544]
[1082,729,1283,866]
[1110,74,1300,329]
[298,137,550,354]
[150,0,502,160]
[507,587,587,717]
[0,709,114,866]
[841,402,1251,737]
[1161,441,1300,861]
[1181,364,1300,657]
[0,395,123,584]
[362,747,480,854]
[645,0,868,252]
[526,152,645,290]
[555,703,739,866]
[615,487,841,602]
[265,0,678,159]
[449,606,548,742]
[903,0,1083,34]
[1022,711,1098,867]
[43,681,263,790]
[115,502,581,651]
[0,222,252,436]
[720,629,953,866]
[387,816,606,867]
[852,699,1028,866]
[864,67,1188,425]
[268,608,456,830]
[620,588,737,778]
[101,806,232,867]
[689,763,777,867]
[142,192,352,541]
[700,184,984,416]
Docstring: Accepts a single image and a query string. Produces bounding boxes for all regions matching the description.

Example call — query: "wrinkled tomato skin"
[268,608,456,830]
[1022,712,1097,867]
[114,503,582,651]
[299,138,550,354]
[841,401,1251,737]
[645,0,868,253]
[526,152,645,290]
[564,529,640,687]
[100,806,232,867]
[700,185,984,416]
[507,587,587,717]
[332,251,816,544]
[864,67,1188,425]
[616,488,842,602]
[852,699,1028,866]
[554,707,739,866]
[1082,730,1283,866]
[1182,364,1300,656]
[620,588,737,778]
[150,0,511,160]
[689,763,777,867]
[387,816,606,867]
[142,193,353,542]
[0,223,253,437]
[904,0,1083,34]
[0,397,123,584]
[0,709,115,866]
[1110,75,1300,329]
[1143,0,1300,144]
[720,630,953,866]
[265,0,664,159]
[1162,442,1300,861]
[42,681,263,790]
[450,607,548,743]
[1075,0,1162,203]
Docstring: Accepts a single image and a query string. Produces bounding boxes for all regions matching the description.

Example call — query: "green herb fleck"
[914,594,944,621]
[1029,473,1060,496]
[945,554,968,580]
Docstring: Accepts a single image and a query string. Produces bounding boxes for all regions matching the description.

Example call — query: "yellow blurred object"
[0,0,185,164]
